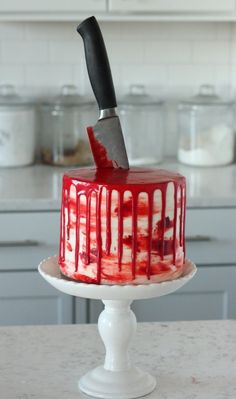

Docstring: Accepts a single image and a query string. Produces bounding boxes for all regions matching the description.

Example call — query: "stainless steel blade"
[93,116,129,169]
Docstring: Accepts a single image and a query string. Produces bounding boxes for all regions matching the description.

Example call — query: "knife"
[77,16,129,169]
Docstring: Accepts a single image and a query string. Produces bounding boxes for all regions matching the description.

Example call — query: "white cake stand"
[38,256,196,399]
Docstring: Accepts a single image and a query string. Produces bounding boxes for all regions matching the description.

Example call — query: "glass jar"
[119,85,164,165]
[0,84,36,167]
[40,85,96,166]
[178,85,234,166]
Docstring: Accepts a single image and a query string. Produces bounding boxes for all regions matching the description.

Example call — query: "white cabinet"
[132,266,236,322]
[89,265,236,323]
[0,212,60,271]
[0,0,235,20]
[109,0,235,13]
[0,0,106,13]
[185,209,236,265]
[0,271,73,325]
[75,298,89,324]
[0,211,87,325]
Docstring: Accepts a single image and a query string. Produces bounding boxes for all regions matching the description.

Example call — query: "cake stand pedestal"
[39,256,196,399]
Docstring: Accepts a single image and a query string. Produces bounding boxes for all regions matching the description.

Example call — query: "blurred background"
[0,0,236,326]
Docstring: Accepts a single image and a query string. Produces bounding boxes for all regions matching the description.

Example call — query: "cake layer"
[59,167,186,284]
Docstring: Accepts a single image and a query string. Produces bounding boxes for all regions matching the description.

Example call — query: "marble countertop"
[0,320,235,399]
[0,161,236,211]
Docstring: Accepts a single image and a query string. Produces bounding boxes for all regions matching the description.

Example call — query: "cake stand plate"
[39,257,196,399]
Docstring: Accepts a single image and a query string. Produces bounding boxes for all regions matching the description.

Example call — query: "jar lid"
[120,85,163,106]
[42,84,84,108]
[180,84,233,107]
[0,84,33,107]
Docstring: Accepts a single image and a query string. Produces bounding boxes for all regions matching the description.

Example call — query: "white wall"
[0,20,235,155]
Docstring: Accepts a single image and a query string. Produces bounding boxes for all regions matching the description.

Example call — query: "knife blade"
[77,16,129,169]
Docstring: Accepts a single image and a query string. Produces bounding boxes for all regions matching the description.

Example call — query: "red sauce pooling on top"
[59,167,186,284]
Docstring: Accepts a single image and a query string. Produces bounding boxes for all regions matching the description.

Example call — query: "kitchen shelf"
[1,12,236,22]
[1,0,236,21]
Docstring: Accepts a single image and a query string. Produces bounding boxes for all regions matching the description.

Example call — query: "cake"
[59,167,186,284]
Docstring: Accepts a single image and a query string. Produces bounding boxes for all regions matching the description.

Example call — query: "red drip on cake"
[105,189,112,255]
[147,192,153,279]
[59,167,186,285]
[160,186,167,261]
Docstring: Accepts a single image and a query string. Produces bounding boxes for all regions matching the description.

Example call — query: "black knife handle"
[77,16,117,110]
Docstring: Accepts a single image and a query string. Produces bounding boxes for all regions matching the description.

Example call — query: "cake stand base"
[38,256,196,399]
[79,365,156,399]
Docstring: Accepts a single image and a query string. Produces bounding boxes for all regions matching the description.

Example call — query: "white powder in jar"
[178,124,235,166]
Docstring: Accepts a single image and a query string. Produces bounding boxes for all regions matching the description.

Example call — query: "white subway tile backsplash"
[0,65,25,85]
[0,20,235,158]
[24,22,76,40]
[167,22,217,40]
[214,65,232,86]
[0,21,235,91]
[230,66,236,87]
[2,41,49,64]
[167,65,217,87]
[24,65,74,86]
[119,22,170,40]
[101,21,170,42]
[230,39,236,64]
[193,41,231,64]
[144,41,192,64]
[99,22,122,39]
[231,23,236,40]
[120,65,168,93]
[106,40,145,64]
[49,40,82,64]
[72,62,87,93]
[0,23,24,40]
[216,22,233,39]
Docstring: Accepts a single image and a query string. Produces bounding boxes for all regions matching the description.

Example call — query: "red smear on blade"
[87,126,115,168]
